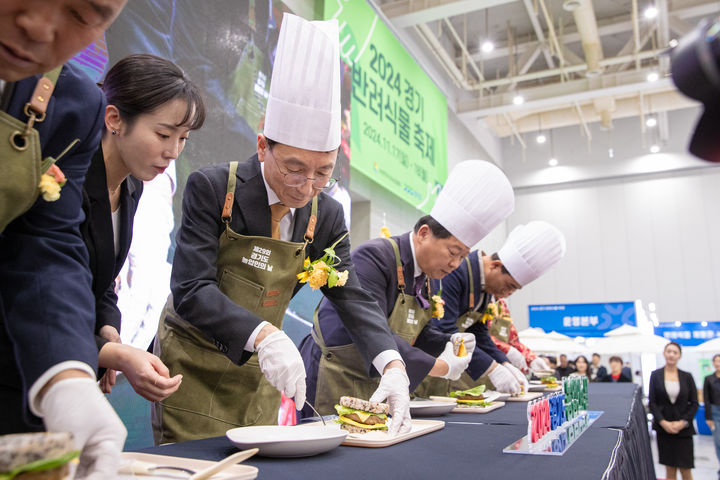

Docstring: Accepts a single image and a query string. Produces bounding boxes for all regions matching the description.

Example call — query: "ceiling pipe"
[563,0,604,76]
[483,89,697,136]
[414,23,475,91]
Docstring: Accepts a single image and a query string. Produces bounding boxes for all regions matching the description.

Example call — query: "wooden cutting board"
[451,401,505,414]
[304,419,444,448]
[119,452,258,479]
[505,392,544,402]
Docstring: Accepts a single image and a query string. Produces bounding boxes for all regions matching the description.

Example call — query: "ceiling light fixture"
[481,40,495,53]
[548,158,558,167]
[669,39,678,48]
[646,71,659,82]
[650,144,660,153]
[513,95,524,105]
[536,133,546,144]
[646,117,657,128]
[644,5,658,19]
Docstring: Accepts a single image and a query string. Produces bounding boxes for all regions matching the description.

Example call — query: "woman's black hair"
[414,215,452,239]
[575,355,589,373]
[665,341,682,354]
[102,53,205,131]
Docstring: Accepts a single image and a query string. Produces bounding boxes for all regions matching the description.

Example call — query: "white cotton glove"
[504,362,530,392]
[256,330,307,410]
[369,368,411,436]
[450,332,476,356]
[40,378,127,480]
[530,357,551,373]
[506,347,528,373]
[438,342,473,381]
[488,364,521,395]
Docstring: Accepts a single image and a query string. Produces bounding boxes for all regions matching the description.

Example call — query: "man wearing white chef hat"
[300,159,520,416]
[428,221,567,394]
[153,13,412,442]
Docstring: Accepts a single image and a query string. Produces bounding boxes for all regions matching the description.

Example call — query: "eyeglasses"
[267,148,338,191]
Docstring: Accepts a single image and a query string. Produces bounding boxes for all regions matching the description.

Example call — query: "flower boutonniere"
[481,302,500,324]
[38,164,66,202]
[431,289,445,319]
[297,233,349,290]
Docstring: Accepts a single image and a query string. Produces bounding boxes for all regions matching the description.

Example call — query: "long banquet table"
[135,383,654,479]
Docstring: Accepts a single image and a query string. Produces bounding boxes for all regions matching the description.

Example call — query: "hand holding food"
[450,332,475,357]
[530,357,552,373]
[334,396,389,433]
[369,367,412,436]
[488,364,521,395]
[256,330,307,409]
[39,377,127,479]
[504,363,529,393]
[438,342,472,380]
[505,347,528,373]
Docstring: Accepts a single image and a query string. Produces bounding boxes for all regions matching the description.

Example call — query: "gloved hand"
[256,330,306,410]
[41,377,127,480]
[504,362,529,392]
[438,342,472,380]
[369,367,411,436]
[450,332,476,356]
[530,357,551,373]
[506,347,528,373]
[488,364,521,395]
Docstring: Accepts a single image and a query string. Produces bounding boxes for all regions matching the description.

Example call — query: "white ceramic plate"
[408,399,457,416]
[226,425,347,458]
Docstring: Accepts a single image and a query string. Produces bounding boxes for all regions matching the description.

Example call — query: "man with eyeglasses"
[152,14,415,442]
[299,160,516,416]
[420,221,566,396]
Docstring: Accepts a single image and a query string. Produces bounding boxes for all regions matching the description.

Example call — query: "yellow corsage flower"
[380,226,391,238]
[297,233,349,290]
[38,164,67,202]
[431,291,445,319]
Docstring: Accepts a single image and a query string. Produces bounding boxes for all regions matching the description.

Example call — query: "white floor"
[651,431,717,480]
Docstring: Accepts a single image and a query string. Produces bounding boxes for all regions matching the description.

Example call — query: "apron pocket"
[218,268,265,311]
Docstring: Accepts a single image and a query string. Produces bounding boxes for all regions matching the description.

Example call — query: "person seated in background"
[591,353,607,381]
[555,354,576,378]
[545,356,558,371]
[601,356,632,383]
[574,355,590,377]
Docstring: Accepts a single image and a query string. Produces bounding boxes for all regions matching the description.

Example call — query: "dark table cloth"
[135,383,654,479]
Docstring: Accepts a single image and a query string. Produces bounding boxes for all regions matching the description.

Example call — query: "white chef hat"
[497,221,566,286]
[430,160,515,248]
[263,13,340,152]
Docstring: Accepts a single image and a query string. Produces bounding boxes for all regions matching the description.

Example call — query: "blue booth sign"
[528,302,636,337]
[654,322,720,346]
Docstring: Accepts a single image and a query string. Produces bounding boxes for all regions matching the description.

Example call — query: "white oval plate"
[226,425,347,458]
[409,399,457,416]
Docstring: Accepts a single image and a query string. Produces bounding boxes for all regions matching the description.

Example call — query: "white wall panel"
[505,167,720,331]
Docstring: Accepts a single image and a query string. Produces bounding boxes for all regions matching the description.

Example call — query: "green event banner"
[324,0,448,213]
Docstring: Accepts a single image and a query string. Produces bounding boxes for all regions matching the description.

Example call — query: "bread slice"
[0,432,74,479]
[339,396,389,415]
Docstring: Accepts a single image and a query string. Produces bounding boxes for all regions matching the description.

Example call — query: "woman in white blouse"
[649,341,699,480]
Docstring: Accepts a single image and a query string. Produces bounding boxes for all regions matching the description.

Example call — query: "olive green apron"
[414,256,487,397]
[489,314,512,343]
[312,237,431,415]
[153,161,318,443]
[0,67,71,233]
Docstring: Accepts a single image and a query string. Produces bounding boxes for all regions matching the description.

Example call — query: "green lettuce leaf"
[449,385,487,398]
[334,404,387,419]
[0,450,79,480]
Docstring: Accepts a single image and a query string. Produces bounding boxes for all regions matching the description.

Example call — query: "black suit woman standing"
[80,54,205,402]
[649,341,698,480]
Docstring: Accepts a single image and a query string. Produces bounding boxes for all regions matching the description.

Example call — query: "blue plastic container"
[696,403,712,436]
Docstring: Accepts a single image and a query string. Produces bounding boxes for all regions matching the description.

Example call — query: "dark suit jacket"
[431,250,507,374]
[302,232,456,393]
[0,63,105,432]
[648,367,698,436]
[171,157,397,369]
[600,372,632,383]
[80,147,143,349]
